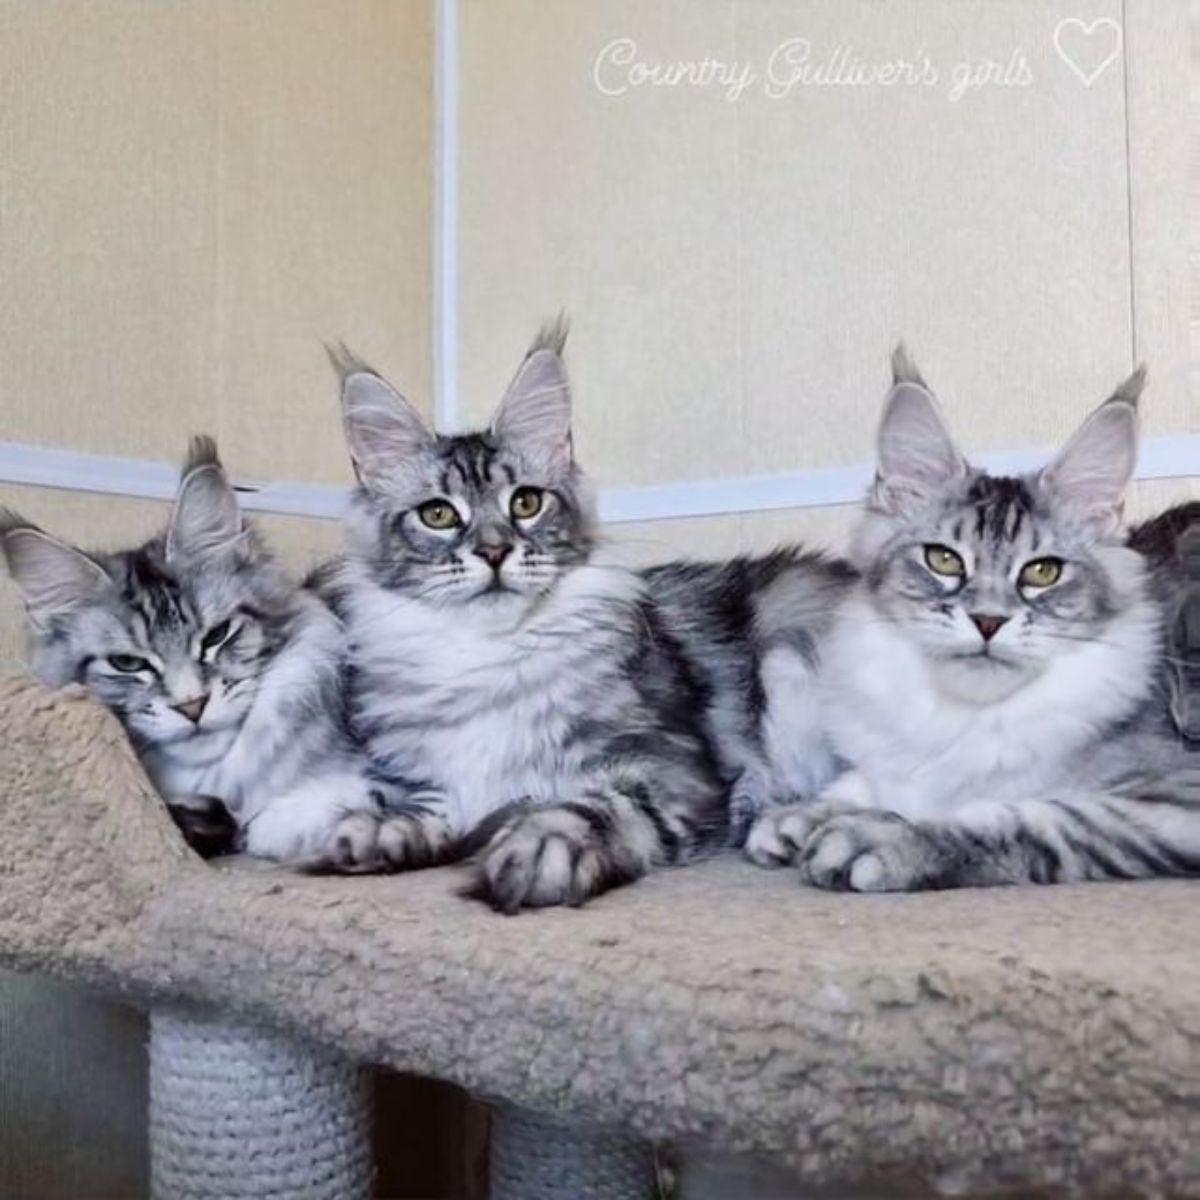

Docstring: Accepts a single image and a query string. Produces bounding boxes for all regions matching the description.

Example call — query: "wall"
[0,0,432,670]
[0,2,1195,1198]
[0,3,431,1197]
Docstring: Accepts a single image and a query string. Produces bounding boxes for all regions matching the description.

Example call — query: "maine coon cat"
[1,439,378,861]
[321,325,747,910]
[748,350,1198,890]
[323,326,861,907]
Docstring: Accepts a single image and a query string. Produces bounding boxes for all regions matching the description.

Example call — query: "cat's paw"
[471,808,616,913]
[745,802,829,867]
[799,811,928,892]
[322,809,455,874]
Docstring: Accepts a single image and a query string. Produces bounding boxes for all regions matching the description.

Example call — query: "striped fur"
[748,355,1199,890]
[1,439,377,861]
[324,327,732,910]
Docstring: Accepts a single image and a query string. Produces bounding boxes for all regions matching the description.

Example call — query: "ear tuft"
[324,339,376,386]
[1107,363,1148,408]
[891,342,927,388]
[527,312,570,358]
[167,440,243,560]
[183,434,221,476]
[491,328,573,477]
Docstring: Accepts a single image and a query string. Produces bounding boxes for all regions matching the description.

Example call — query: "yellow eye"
[923,544,965,578]
[510,487,544,521]
[417,500,461,530]
[1020,557,1063,588]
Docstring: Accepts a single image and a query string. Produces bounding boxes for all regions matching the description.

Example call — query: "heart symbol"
[1053,17,1122,87]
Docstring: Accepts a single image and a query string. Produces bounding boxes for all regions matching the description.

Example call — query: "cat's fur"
[1,438,377,861]
[748,349,1199,890]
[321,325,735,910]
[643,549,855,840]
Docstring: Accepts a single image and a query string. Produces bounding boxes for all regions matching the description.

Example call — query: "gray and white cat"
[320,325,745,910]
[1,438,377,861]
[748,350,1198,890]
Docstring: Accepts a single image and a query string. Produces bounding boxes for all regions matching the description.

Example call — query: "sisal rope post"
[149,1008,372,1200]
[489,1101,658,1200]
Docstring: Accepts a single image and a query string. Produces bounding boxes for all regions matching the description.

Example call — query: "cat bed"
[0,676,1196,1198]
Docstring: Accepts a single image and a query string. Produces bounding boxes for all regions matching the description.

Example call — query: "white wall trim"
[433,0,460,431]
[0,436,1195,526]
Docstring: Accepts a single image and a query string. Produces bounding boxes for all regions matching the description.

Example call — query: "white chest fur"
[345,565,645,830]
[822,590,1160,818]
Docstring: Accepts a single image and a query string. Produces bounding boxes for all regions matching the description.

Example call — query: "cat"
[747,348,1199,890]
[319,323,752,910]
[1,438,378,861]
[321,325,859,907]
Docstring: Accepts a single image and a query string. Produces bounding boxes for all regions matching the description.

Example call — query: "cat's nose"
[173,695,209,724]
[970,613,1009,642]
[474,543,513,570]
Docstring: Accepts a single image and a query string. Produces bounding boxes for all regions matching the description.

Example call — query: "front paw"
[322,809,455,874]
[745,801,844,867]
[471,808,615,913]
[799,811,929,892]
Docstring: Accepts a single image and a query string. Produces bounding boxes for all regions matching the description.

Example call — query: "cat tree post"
[148,1007,372,1200]
[489,1101,658,1200]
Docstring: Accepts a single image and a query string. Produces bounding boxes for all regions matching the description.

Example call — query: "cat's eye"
[200,620,233,655]
[108,654,151,674]
[417,499,462,530]
[509,487,544,521]
[923,544,966,578]
[1019,557,1064,588]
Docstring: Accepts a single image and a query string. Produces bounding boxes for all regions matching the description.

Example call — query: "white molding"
[0,436,1195,526]
[433,0,460,431]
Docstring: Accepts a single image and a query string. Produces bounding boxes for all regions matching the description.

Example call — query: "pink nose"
[474,543,513,569]
[174,695,209,724]
[971,614,1008,642]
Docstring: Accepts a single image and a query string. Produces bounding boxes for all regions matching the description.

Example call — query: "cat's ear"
[1,512,112,628]
[491,319,573,477]
[873,346,967,511]
[1039,367,1145,530]
[331,344,433,492]
[167,436,243,560]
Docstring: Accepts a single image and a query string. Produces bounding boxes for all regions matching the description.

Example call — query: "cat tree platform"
[0,676,1196,1199]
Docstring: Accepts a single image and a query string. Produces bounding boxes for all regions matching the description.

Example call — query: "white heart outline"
[1053,17,1123,88]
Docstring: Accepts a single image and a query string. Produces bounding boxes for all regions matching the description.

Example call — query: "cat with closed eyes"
[748,349,1198,890]
[1,438,378,861]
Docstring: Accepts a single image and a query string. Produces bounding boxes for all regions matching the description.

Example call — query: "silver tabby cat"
[748,349,1199,890]
[320,325,858,909]
[1,439,377,860]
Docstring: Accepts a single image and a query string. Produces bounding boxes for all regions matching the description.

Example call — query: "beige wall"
[0,0,432,672]
[458,0,1195,544]
[0,3,1195,1198]
[0,4,432,1197]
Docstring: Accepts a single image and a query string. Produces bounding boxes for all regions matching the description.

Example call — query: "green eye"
[510,487,544,521]
[108,654,151,674]
[923,544,966,578]
[1020,557,1063,588]
[417,500,461,531]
